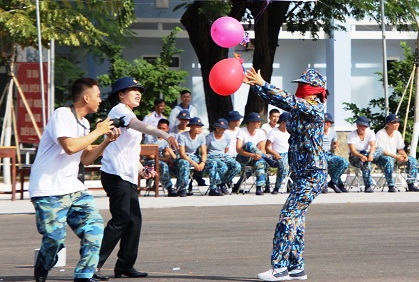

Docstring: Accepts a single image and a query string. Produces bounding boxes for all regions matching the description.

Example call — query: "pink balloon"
[209,58,244,96]
[211,16,244,48]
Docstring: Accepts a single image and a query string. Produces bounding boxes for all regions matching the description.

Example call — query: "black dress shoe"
[114,267,148,278]
[93,269,109,281]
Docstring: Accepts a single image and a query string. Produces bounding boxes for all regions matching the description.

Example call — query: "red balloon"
[209,58,244,96]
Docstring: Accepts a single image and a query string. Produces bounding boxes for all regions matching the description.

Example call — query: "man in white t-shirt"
[266,112,291,194]
[29,78,119,282]
[142,98,167,144]
[374,114,419,192]
[322,113,349,193]
[168,90,198,127]
[224,110,244,157]
[261,108,280,135]
[234,112,268,195]
[347,116,383,193]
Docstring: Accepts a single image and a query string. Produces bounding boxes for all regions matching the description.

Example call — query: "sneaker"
[321,187,328,194]
[264,187,271,193]
[364,186,374,193]
[167,187,178,197]
[74,278,98,282]
[93,268,109,281]
[178,190,187,197]
[271,189,279,195]
[257,268,290,281]
[256,187,264,195]
[288,269,307,280]
[388,186,397,193]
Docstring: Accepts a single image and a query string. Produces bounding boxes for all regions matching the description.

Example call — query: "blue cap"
[279,112,291,123]
[324,113,334,123]
[385,114,401,124]
[291,69,326,88]
[355,116,370,127]
[226,110,244,121]
[245,112,262,123]
[213,118,228,129]
[177,110,191,120]
[187,117,204,127]
[109,77,145,100]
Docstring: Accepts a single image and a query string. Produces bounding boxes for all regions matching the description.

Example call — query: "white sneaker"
[257,268,291,281]
[289,269,307,280]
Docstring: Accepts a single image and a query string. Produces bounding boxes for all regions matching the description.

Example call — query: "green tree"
[343,42,417,149]
[177,0,419,125]
[96,27,188,121]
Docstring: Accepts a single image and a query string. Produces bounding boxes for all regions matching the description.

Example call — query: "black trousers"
[98,172,142,269]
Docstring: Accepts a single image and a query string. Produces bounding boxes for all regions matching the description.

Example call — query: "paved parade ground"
[1,188,419,281]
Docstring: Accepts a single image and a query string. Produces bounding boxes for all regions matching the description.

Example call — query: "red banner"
[16,62,48,144]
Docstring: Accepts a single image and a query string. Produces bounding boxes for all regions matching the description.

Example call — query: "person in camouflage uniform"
[29,78,119,282]
[245,68,328,281]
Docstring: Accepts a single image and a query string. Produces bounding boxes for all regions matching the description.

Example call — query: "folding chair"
[187,168,205,196]
[279,171,293,194]
[233,165,256,194]
[344,165,379,192]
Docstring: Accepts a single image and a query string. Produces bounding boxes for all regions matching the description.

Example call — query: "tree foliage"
[96,27,189,121]
[343,42,417,150]
[0,0,135,66]
[177,0,419,124]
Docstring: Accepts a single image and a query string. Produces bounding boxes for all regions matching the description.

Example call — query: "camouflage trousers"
[31,190,104,279]
[326,152,349,185]
[175,155,220,191]
[144,159,174,190]
[236,142,267,187]
[271,169,327,270]
[274,153,289,190]
[373,155,418,186]
[349,148,384,187]
[208,154,242,184]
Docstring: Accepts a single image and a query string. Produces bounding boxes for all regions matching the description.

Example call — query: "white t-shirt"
[236,127,266,147]
[266,127,290,153]
[375,128,404,154]
[224,127,240,157]
[101,103,142,185]
[142,111,166,144]
[261,123,276,135]
[29,107,89,197]
[168,104,197,127]
[347,128,376,152]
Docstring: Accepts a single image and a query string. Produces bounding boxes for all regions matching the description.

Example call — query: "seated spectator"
[175,117,222,196]
[348,116,383,193]
[143,119,178,197]
[169,109,191,137]
[206,118,242,194]
[265,112,290,194]
[261,108,280,135]
[234,112,268,195]
[225,110,244,158]
[168,89,197,127]
[322,113,349,193]
[374,114,419,192]
[142,98,167,144]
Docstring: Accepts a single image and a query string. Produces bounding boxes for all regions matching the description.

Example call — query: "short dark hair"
[70,78,98,102]
[158,118,170,126]
[269,109,280,116]
[154,98,165,105]
[180,89,191,96]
